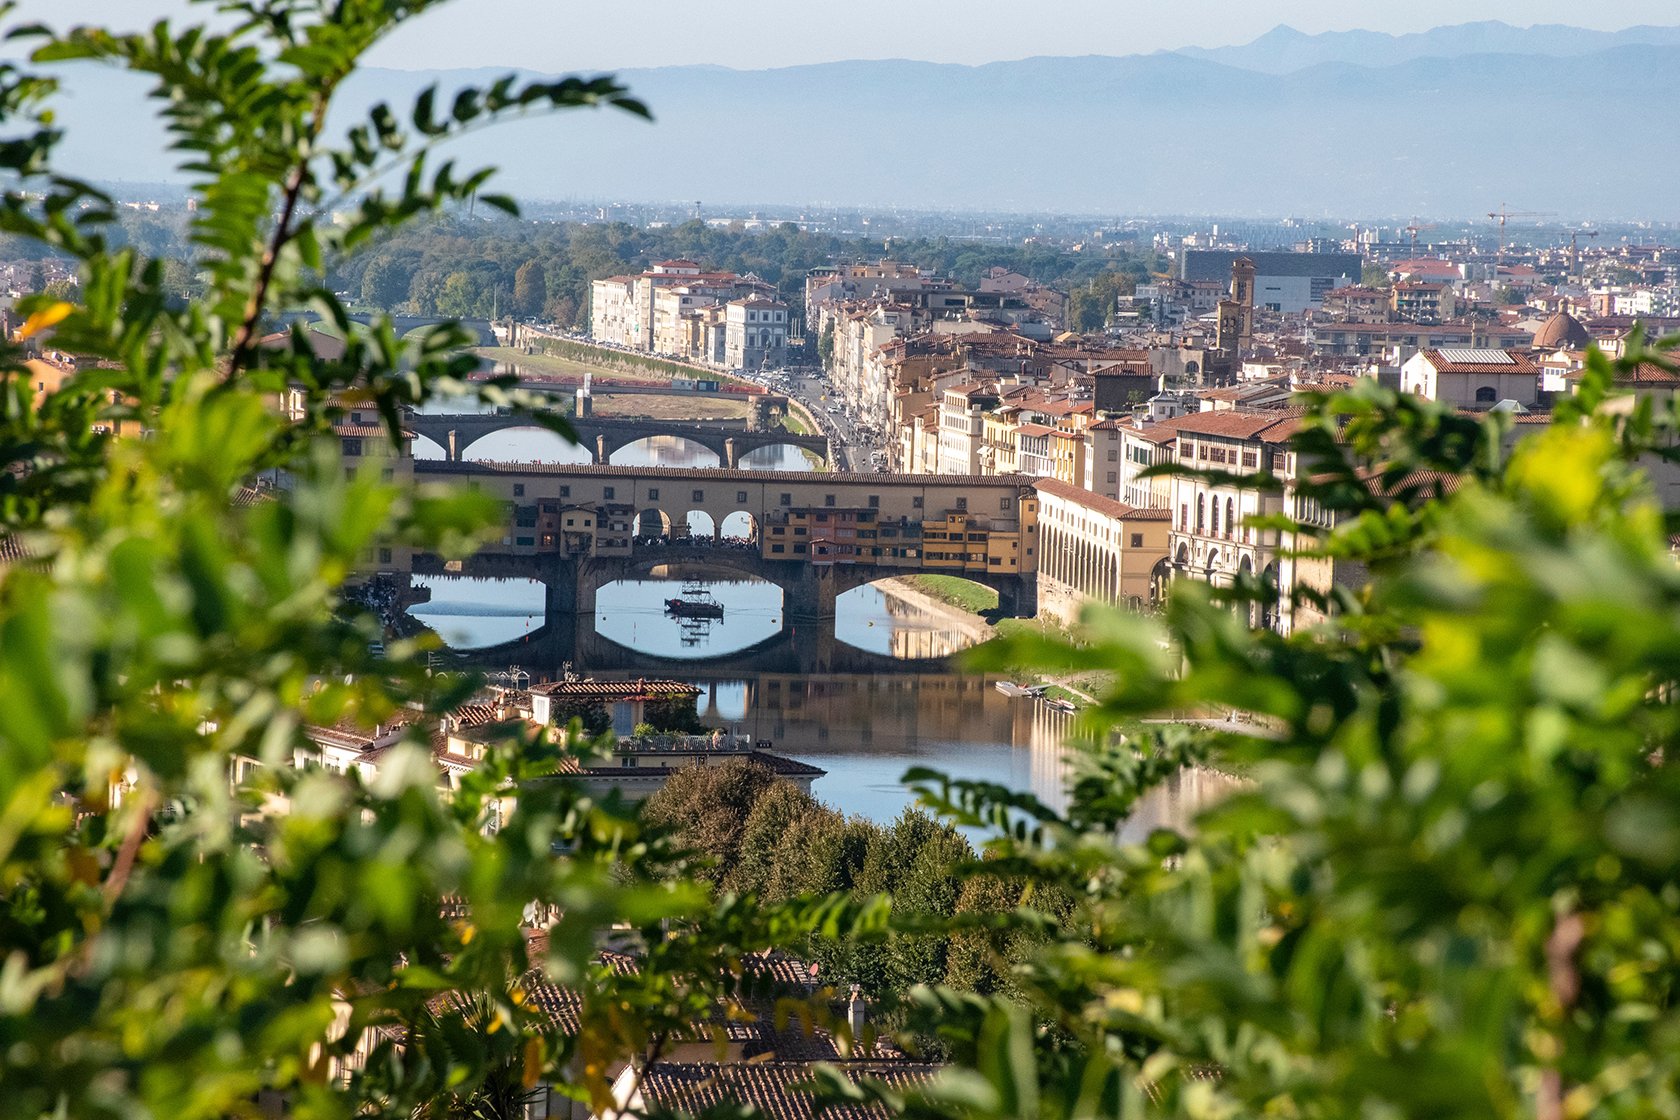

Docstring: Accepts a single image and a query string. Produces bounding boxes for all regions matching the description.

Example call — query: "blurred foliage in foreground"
[6,1,1680,1118]
[882,337,1680,1118]
[0,3,875,1117]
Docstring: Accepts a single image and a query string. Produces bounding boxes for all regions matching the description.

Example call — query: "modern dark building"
[1180,250,1362,313]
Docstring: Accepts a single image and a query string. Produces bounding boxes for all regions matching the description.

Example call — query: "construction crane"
[1487,204,1557,269]
[1567,228,1600,278]
[1404,218,1439,253]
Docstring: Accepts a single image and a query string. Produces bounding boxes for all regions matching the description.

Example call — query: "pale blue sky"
[10,1,1680,70]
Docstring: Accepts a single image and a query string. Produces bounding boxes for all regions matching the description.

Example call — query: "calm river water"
[404,400,1233,831]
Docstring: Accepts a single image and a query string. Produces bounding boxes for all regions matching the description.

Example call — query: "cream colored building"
[1034,478,1171,624]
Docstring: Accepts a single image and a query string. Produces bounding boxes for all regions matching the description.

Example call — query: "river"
[403,407,1234,834]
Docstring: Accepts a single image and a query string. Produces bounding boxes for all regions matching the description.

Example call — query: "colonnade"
[1039,520,1125,606]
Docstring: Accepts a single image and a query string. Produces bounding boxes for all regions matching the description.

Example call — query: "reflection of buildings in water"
[717,674,1014,755]
[678,673,1244,840]
[1117,766,1248,845]
[1017,702,1076,815]
[888,625,971,660]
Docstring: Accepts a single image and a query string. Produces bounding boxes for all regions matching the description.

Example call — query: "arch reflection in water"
[736,443,817,472]
[610,434,720,469]
[594,578,784,660]
[408,575,545,649]
[833,582,987,660]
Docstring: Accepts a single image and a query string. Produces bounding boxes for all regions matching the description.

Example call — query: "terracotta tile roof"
[1167,409,1304,443]
[450,702,505,726]
[416,462,1033,490]
[529,679,700,701]
[1617,362,1680,385]
[1418,350,1539,375]
[1034,478,1167,522]
[333,423,415,439]
[521,951,825,1041]
[633,1061,941,1120]
[0,533,34,565]
[231,485,274,508]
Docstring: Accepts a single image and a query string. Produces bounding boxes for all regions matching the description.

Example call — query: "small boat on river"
[664,596,725,620]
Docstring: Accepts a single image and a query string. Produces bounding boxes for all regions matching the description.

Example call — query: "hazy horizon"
[7,2,1680,71]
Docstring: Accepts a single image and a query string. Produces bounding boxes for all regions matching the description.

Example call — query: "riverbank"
[877,578,1113,706]
[877,577,996,645]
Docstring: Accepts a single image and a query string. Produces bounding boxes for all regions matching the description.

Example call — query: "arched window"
[1196,494,1205,533]
[1226,497,1236,539]
[1475,386,1498,403]
[1210,499,1219,536]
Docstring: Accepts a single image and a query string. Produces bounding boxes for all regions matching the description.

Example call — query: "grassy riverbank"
[901,574,999,615]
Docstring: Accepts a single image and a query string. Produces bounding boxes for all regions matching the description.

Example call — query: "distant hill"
[34,28,1680,219]
[1176,20,1680,73]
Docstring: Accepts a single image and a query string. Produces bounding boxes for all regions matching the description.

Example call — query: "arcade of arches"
[1033,479,1173,625]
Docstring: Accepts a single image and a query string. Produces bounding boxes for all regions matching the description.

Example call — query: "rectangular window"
[693,489,704,502]
[771,544,785,554]
[559,486,570,498]
[378,548,392,564]
[1108,450,1118,461]
[913,496,924,509]
[341,437,363,456]
[603,487,614,500]
[737,490,748,503]
[868,495,880,508]
[649,487,659,500]
[1000,496,1010,511]
[1130,533,1143,548]
[956,497,968,511]
[780,493,792,506]
[513,484,525,497]
[825,494,836,507]
[516,536,535,547]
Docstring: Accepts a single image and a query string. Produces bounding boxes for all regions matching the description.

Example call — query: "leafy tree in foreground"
[879,341,1680,1118]
[0,4,853,1118]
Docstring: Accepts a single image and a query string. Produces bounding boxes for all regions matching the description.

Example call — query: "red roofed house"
[1400,349,1541,408]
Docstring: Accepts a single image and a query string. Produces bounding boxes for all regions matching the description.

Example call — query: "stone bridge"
[276,312,497,347]
[402,461,1040,672]
[439,614,952,677]
[411,542,1029,674]
[405,412,829,466]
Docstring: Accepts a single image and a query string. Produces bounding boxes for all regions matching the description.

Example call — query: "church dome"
[1532,309,1592,350]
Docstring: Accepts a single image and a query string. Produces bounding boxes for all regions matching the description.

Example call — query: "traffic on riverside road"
[736,364,884,473]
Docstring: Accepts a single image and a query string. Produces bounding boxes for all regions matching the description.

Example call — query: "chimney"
[847,984,867,1046]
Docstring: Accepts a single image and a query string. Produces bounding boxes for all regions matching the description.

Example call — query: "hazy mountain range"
[1176,20,1680,72]
[39,21,1680,219]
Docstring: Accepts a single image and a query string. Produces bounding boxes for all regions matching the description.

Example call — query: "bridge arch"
[1150,558,1172,608]
[736,442,821,472]
[635,509,673,540]
[459,427,591,464]
[610,434,722,468]
[685,510,717,539]
[720,511,759,543]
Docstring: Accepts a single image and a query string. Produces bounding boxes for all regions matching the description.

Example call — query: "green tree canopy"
[0,4,862,1117]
